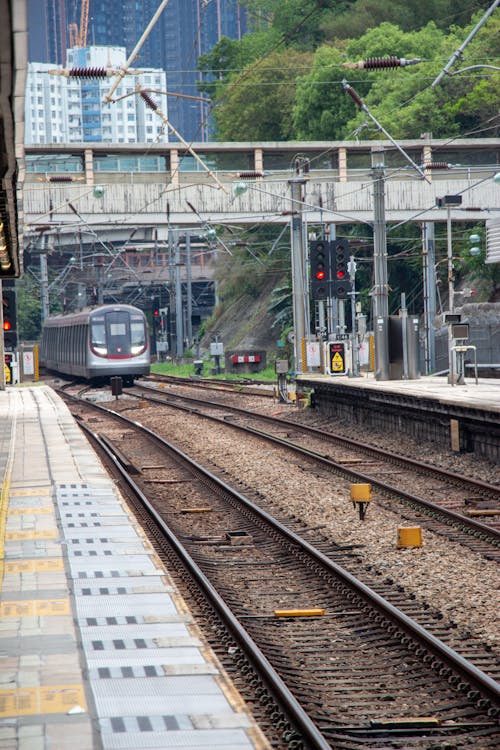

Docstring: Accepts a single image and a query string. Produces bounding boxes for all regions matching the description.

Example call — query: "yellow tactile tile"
[0,599,70,617]
[0,685,87,718]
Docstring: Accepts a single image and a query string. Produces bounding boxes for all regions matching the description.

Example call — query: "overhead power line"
[431,0,500,87]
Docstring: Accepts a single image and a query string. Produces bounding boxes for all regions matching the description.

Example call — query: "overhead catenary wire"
[342,79,431,183]
[103,0,171,103]
[431,0,500,86]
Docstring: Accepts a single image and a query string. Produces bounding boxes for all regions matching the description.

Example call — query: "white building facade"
[25,46,168,144]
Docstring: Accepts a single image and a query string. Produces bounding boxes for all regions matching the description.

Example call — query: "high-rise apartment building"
[28,0,248,141]
[25,46,168,144]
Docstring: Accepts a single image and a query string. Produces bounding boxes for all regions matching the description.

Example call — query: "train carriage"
[41,304,150,385]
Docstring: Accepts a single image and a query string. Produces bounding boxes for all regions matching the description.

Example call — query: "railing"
[22,138,500,234]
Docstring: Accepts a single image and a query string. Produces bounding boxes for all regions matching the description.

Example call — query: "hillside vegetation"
[197,2,500,353]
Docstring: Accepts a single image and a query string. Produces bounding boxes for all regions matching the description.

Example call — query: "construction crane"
[68,0,90,48]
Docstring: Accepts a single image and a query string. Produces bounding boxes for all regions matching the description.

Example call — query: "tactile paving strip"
[55,483,260,750]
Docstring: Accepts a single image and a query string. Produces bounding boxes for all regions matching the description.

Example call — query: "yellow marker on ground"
[0,598,70,617]
[397,526,423,548]
[0,685,87,718]
[274,608,325,618]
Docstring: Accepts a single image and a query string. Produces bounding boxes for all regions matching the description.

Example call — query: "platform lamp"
[436,195,462,383]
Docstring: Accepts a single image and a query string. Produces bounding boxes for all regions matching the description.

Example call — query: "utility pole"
[96,254,104,304]
[348,255,360,377]
[288,172,308,373]
[327,223,338,337]
[371,149,390,380]
[174,234,184,358]
[422,221,436,373]
[185,233,193,346]
[40,241,50,323]
[167,220,175,355]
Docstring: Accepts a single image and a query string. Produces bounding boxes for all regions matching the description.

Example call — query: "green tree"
[16,276,43,342]
[293,44,359,139]
[213,48,312,140]
[341,16,500,139]
[198,31,279,99]
[321,0,494,39]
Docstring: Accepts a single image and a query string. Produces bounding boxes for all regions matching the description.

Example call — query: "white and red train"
[41,304,150,385]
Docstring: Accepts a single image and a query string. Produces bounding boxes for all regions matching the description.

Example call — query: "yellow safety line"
[0,397,17,593]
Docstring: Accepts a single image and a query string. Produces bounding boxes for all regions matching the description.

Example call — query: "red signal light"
[3,321,12,331]
[336,270,345,279]
[315,269,326,280]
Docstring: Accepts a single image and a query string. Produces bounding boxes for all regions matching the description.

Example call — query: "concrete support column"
[254,147,263,177]
[170,149,179,186]
[338,147,347,183]
[84,149,94,185]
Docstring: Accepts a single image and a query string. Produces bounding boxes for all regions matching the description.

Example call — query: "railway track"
[59,389,500,749]
[144,372,277,398]
[127,381,500,560]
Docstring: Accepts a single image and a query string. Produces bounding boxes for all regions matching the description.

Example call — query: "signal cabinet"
[325,341,349,375]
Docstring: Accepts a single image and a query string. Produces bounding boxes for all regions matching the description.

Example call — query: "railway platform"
[297,372,500,463]
[0,385,270,750]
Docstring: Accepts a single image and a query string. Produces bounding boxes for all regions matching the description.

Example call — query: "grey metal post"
[400,292,408,379]
[288,176,308,373]
[349,256,360,376]
[422,221,436,373]
[371,149,390,380]
[168,224,176,354]
[185,233,193,345]
[174,235,184,358]
[327,223,337,336]
[446,204,457,383]
[96,254,104,304]
[40,249,49,322]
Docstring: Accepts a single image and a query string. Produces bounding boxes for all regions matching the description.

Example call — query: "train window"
[131,318,146,353]
[109,322,126,336]
[90,320,107,355]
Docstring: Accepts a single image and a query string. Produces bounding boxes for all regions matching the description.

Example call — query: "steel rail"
[74,413,333,750]
[137,381,500,497]
[129,385,500,545]
[65,391,500,710]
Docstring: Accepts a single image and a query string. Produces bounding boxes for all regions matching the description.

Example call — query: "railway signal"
[2,286,17,349]
[332,239,352,300]
[310,239,331,299]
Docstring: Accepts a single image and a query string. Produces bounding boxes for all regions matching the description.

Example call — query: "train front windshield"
[90,310,147,357]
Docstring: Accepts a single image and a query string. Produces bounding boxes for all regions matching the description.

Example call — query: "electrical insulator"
[342,81,364,109]
[423,162,452,170]
[140,91,159,111]
[237,172,263,179]
[67,67,109,78]
[48,176,75,182]
[342,57,422,70]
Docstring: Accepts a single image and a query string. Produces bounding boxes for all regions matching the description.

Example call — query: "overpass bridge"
[23,138,500,250]
[21,138,500,349]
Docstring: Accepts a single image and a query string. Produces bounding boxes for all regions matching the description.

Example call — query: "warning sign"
[326,341,347,375]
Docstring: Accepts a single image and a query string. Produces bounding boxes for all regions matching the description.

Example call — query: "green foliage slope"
[199,2,500,142]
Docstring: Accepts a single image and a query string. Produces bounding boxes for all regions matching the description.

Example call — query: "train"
[41,304,151,385]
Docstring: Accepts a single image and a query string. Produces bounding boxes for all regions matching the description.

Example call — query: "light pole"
[371,149,390,380]
[288,173,308,374]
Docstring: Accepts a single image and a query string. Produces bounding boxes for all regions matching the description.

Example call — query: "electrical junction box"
[275,359,289,374]
[210,342,224,356]
[452,323,469,340]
